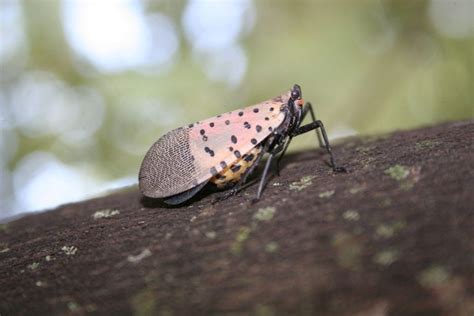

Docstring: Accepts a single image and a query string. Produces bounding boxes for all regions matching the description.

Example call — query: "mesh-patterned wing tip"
[138,128,199,198]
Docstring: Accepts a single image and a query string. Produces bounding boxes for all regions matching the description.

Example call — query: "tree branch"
[1,120,473,315]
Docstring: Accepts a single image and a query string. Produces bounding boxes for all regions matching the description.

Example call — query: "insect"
[139,84,345,205]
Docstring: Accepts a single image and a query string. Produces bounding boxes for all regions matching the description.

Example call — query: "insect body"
[139,84,345,204]
[210,145,262,189]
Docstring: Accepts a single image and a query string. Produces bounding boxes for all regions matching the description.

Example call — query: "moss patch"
[231,226,251,255]
[415,140,440,150]
[254,304,275,316]
[349,186,364,194]
[93,209,120,219]
[289,175,316,191]
[130,288,156,316]
[342,210,360,221]
[61,246,78,256]
[418,265,450,288]
[205,231,216,239]
[375,221,406,238]
[253,207,276,222]
[27,262,40,271]
[384,165,410,181]
[319,190,335,198]
[127,249,152,264]
[385,165,421,190]
[0,242,9,253]
[332,232,362,270]
[67,301,80,313]
[0,223,9,233]
[373,249,399,266]
[265,242,279,253]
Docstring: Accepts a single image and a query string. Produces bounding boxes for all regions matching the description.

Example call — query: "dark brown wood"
[1,120,473,316]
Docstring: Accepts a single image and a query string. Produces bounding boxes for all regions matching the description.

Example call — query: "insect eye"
[291,84,302,100]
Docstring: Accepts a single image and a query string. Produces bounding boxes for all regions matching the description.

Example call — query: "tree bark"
[1,120,473,316]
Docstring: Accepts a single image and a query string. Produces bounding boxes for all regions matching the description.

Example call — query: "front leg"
[303,102,324,148]
[275,102,323,175]
[292,120,346,173]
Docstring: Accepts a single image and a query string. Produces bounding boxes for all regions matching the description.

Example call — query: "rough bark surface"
[1,120,473,316]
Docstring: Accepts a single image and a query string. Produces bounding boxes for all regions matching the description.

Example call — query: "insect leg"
[275,102,323,175]
[292,120,346,172]
[303,102,324,148]
[255,137,298,201]
[275,136,292,176]
[255,151,275,201]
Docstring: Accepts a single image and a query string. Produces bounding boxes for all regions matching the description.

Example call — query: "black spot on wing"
[234,150,241,158]
[210,167,218,176]
[220,161,227,169]
[215,173,225,180]
[225,120,230,125]
[238,111,244,116]
[204,146,215,157]
[256,125,262,132]
[231,164,241,173]
[244,154,254,162]
[244,122,251,129]
[209,122,214,127]
[253,108,259,113]
[200,129,205,135]
[231,135,237,144]
[251,138,257,145]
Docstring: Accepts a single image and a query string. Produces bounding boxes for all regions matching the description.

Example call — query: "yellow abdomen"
[210,146,262,189]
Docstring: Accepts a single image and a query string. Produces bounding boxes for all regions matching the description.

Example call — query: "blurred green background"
[0,0,473,219]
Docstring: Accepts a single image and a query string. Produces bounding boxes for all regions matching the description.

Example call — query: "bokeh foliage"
[0,0,473,216]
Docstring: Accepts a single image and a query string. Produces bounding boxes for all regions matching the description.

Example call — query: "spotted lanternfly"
[139,84,345,205]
